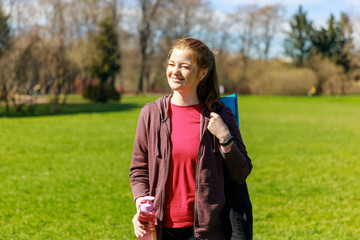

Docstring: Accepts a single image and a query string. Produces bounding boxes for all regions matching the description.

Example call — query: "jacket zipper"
[194,111,209,237]
[161,119,171,222]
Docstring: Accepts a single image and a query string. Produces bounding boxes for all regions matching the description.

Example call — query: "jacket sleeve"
[129,106,150,202]
[220,107,253,185]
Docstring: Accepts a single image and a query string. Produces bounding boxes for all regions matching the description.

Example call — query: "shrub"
[83,83,120,102]
[249,60,317,95]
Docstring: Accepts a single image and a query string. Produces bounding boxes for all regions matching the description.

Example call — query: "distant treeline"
[0,0,359,113]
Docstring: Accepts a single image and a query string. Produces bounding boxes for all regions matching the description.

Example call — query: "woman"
[130,37,253,240]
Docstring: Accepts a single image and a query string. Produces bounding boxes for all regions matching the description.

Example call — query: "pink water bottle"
[138,196,157,240]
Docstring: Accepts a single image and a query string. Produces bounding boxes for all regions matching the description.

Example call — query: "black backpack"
[223,177,253,240]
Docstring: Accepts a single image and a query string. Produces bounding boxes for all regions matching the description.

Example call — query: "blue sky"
[209,0,360,27]
[208,0,360,57]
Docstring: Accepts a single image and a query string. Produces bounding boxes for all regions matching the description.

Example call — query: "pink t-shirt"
[163,103,202,228]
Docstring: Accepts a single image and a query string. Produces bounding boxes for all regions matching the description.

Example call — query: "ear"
[199,68,208,81]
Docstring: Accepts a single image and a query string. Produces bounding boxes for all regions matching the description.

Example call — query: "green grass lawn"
[1,95,359,239]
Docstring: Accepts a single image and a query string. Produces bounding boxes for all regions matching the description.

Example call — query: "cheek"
[166,67,171,77]
[184,68,194,77]
[190,70,201,82]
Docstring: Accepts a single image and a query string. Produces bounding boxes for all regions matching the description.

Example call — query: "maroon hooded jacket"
[129,95,252,239]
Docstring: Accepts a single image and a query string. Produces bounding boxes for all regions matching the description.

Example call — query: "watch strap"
[219,135,234,146]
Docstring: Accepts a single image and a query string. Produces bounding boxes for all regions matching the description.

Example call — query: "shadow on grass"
[0,102,140,118]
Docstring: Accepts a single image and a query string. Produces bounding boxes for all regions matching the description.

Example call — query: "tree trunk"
[1,84,9,113]
[137,0,162,94]
[315,80,324,95]
[341,77,347,95]
[138,26,149,94]
[4,97,9,113]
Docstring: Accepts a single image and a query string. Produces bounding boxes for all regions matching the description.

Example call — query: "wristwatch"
[219,135,234,146]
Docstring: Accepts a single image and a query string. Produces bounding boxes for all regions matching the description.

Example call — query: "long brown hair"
[167,37,222,112]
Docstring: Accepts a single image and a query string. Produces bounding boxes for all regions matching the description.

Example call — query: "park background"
[1,0,360,239]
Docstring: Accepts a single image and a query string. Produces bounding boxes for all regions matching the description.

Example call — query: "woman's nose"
[173,65,181,74]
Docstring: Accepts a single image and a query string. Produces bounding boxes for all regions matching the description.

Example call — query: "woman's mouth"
[170,76,184,83]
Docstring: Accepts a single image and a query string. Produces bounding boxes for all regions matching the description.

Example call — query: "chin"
[169,82,182,90]
[169,86,181,91]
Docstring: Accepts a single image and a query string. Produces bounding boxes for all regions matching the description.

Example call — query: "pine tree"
[88,14,120,102]
[284,6,313,66]
[312,13,352,72]
[0,0,11,57]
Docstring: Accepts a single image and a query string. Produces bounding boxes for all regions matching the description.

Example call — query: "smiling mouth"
[170,76,184,82]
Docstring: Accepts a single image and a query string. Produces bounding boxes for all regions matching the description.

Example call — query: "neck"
[171,90,199,106]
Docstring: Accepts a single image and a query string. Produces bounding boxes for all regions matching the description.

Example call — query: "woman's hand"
[132,197,147,237]
[207,112,233,152]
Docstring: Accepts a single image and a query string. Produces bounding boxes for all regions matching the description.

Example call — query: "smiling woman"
[129,37,253,240]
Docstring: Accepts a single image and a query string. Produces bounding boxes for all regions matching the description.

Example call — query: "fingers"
[207,112,224,131]
[207,112,220,130]
[132,212,147,237]
[133,196,147,237]
[135,196,144,209]
[207,112,231,142]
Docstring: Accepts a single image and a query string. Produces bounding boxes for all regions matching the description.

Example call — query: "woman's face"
[167,48,205,93]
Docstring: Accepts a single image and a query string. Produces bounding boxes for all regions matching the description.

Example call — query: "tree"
[258,4,285,60]
[158,0,211,40]
[137,0,162,94]
[284,5,313,66]
[42,0,74,112]
[336,13,353,73]
[0,0,11,57]
[313,13,353,72]
[311,13,354,94]
[109,0,122,89]
[312,15,340,60]
[88,13,120,102]
[67,0,102,82]
[230,4,261,93]
[0,0,12,112]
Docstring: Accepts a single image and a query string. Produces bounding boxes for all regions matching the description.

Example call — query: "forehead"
[169,48,195,63]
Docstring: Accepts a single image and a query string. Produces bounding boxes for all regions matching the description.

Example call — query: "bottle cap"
[139,196,155,212]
